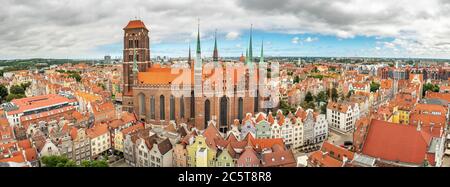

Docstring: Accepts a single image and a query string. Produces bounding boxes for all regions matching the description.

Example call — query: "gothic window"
[205,99,211,129]
[150,96,155,119]
[138,93,145,117]
[254,89,259,112]
[180,96,185,118]
[170,95,175,121]
[238,97,243,122]
[135,40,139,48]
[129,40,133,48]
[190,91,195,118]
[220,96,228,132]
[160,95,165,120]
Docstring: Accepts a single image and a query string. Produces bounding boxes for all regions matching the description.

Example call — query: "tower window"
[129,40,133,48]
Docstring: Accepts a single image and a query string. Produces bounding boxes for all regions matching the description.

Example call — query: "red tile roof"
[121,123,145,135]
[86,123,109,139]
[124,20,148,30]
[362,119,436,166]
[8,94,77,115]
[309,151,343,167]
[426,92,450,103]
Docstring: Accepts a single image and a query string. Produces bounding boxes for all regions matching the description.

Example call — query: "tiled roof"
[426,92,450,102]
[86,123,109,139]
[124,20,148,30]
[309,151,343,167]
[362,119,437,166]
[121,123,145,135]
[261,144,296,167]
[7,94,77,115]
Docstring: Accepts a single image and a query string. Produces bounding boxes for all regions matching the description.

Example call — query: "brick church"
[121,19,272,132]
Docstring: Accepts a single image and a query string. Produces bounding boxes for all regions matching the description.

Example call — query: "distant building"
[327,101,360,133]
[2,94,78,126]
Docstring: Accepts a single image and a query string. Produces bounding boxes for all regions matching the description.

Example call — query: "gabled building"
[327,101,360,133]
[86,123,110,158]
[361,119,446,167]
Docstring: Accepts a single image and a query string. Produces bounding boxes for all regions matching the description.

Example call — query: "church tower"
[122,19,151,112]
[194,20,203,96]
[213,29,219,65]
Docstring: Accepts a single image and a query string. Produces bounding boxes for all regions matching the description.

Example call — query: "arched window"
[180,96,185,118]
[254,89,259,112]
[129,40,133,48]
[238,97,243,122]
[160,95,165,120]
[170,95,175,121]
[205,99,211,129]
[220,96,228,132]
[150,96,155,119]
[190,91,195,118]
[135,40,139,48]
[138,93,145,117]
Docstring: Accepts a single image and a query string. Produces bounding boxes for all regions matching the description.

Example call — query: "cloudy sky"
[1,0,450,59]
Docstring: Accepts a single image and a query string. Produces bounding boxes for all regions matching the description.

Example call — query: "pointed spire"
[132,48,138,72]
[245,48,249,64]
[196,19,201,55]
[188,44,192,66]
[213,29,219,62]
[248,24,253,63]
[259,40,264,64]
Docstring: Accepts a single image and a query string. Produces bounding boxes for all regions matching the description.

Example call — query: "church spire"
[188,44,192,66]
[245,48,249,64]
[196,19,201,55]
[248,24,253,63]
[213,29,219,63]
[260,40,264,64]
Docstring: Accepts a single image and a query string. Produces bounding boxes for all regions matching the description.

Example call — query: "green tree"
[327,88,338,102]
[0,84,8,102]
[293,75,300,84]
[41,155,108,167]
[304,91,314,102]
[5,94,25,102]
[423,83,439,96]
[80,160,109,167]
[9,85,25,95]
[20,82,31,90]
[320,104,327,114]
[347,90,354,98]
[300,101,316,110]
[370,81,380,92]
[69,73,82,82]
[315,91,328,103]
[41,155,75,167]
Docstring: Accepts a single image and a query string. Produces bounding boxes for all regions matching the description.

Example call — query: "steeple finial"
[213,29,219,62]
[196,18,201,55]
[249,24,253,63]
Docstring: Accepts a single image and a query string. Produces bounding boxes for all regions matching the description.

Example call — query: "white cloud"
[1,0,450,58]
[304,37,318,42]
[226,31,240,40]
[291,37,300,44]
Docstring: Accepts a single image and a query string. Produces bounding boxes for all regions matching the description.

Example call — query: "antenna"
[138,8,141,20]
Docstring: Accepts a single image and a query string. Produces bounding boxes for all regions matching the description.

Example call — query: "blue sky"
[96,30,398,59]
